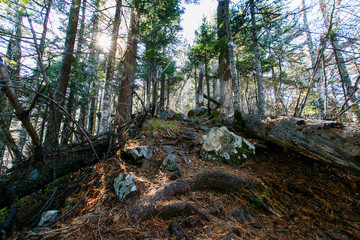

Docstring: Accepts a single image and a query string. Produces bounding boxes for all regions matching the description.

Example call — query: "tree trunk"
[302,0,325,119]
[0,58,42,151]
[197,63,204,107]
[116,10,139,126]
[243,114,360,173]
[217,0,233,115]
[250,0,266,115]
[159,72,165,110]
[100,0,122,132]
[223,0,241,114]
[319,0,360,122]
[44,0,81,152]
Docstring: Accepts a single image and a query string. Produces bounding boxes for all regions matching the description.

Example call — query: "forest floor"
[10,118,360,239]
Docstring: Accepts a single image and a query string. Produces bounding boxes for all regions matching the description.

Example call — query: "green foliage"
[143,119,179,132]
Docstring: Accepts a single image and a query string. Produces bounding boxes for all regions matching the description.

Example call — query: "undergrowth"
[143,119,179,132]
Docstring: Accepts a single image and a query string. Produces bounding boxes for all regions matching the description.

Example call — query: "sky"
[180,0,218,44]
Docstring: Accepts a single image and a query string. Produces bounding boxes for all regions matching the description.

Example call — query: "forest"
[0,0,360,239]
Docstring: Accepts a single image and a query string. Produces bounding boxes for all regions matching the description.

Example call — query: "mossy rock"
[200,126,255,166]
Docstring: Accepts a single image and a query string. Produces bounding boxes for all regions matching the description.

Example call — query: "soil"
[9,119,360,239]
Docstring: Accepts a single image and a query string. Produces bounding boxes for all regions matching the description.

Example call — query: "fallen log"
[0,133,110,209]
[243,115,360,173]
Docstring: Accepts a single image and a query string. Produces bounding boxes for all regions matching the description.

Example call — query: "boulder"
[113,173,137,201]
[38,210,60,227]
[162,154,180,171]
[123,145,154,164]
[200,126,255,166]
[159,110,175,120]
[159,110,185,120]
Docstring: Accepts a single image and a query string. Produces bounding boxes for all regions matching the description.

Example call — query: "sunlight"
[96,34,112,51]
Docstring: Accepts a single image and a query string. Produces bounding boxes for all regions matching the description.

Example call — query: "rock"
[159,110,175,120]
[123,146,154,164]
[200,126,255,166]
[162,154,180,172]
[38,210,60,227]
[151,131,157,137]
[163,146,175,154]
[113,173,137,201]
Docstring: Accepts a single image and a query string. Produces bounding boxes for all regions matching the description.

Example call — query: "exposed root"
[129,170,260,221]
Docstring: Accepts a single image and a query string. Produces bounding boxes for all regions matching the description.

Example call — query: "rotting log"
[243,114,360,173]
[0,133,110,209]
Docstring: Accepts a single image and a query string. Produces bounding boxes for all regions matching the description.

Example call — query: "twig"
[42,190,89,228]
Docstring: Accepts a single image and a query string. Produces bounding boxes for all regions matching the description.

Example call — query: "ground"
[9,118,360,239]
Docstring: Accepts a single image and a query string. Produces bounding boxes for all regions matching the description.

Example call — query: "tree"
[43,0,82,152]
[319,0,360,122]
[116,7,139,126]
[217,0,233,115]
[250,0,266,115]
[99,0,123,132]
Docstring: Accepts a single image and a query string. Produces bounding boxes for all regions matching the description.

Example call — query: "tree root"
[129,170,261,222]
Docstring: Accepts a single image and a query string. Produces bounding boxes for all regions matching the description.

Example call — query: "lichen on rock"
[200,126,255,166]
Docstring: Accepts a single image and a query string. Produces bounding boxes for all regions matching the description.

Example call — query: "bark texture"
[243,114,360,172]
[117,9,138,126]
[44,0,81,151]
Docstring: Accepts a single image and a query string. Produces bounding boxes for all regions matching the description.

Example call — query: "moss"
[143,119,179,132]
[17,194,34,205]
[44,173,72,192]
[233,110,244,132]
[208,110,222,124]
[0,207,8,222]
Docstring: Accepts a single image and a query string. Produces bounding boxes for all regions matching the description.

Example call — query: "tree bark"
[243,114,360,173]
[100,0,122,132]
[217,0,233,115]
[250,0,266,115]
[197,63,204,107]
[224,0,241,113]
[116,10,139,126]
[44,0,81,152]
[0,57,41,149]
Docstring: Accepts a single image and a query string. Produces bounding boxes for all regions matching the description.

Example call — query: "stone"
[123,146,154,164]
[113,173,137,201]
[163,146,175,154]
[162,154,180,172]
[38,210,60,227]
[200,126,255,166]
[159,110,175,120]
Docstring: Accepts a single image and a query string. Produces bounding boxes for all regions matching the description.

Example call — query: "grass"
[143,119,179,132]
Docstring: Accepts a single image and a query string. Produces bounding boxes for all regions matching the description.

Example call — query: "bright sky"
[180,0,218,44]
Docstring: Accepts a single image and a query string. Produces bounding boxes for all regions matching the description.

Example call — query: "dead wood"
[0,133,109,210]
[129,170,260,222]
[243,114,360,173]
